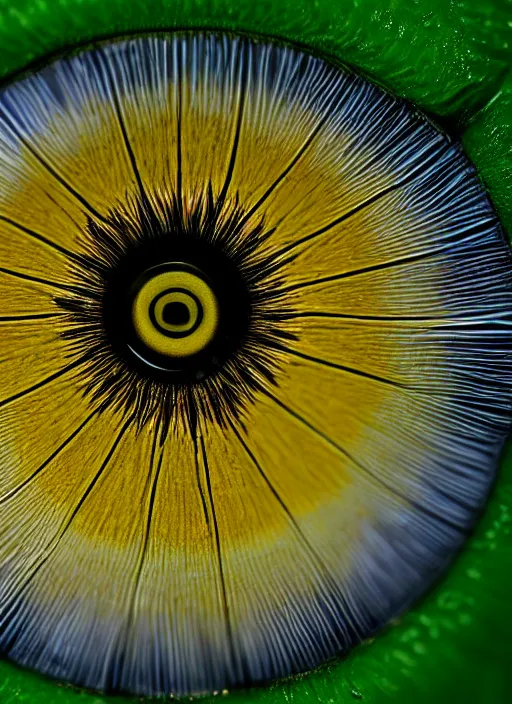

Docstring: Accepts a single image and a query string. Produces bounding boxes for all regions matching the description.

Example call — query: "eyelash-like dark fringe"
[54,183,299,441]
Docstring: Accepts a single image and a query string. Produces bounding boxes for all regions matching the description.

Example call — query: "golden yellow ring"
[132,270,219,358]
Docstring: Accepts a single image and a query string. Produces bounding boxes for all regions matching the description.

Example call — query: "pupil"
[162,301,190,326]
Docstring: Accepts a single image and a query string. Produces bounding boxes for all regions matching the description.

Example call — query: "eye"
[0,1,509,704]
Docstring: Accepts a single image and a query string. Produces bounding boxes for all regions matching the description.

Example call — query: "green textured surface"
[0,1,511,703]
[464,68,512,234]
[0,0,510,119]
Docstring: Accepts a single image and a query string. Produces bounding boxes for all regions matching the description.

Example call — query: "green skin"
[0,1,510,702]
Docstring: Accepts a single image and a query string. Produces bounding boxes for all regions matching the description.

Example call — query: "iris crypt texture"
[0,32,511,697]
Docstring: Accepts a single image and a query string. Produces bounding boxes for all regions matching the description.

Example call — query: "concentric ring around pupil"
[150,289,203,338]
[162,300,191,326]
[131,266,219,358]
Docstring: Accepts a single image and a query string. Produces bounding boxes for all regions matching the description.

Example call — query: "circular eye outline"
[0,1,510,703]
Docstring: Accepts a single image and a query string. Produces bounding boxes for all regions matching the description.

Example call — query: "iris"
[0,2,511,704]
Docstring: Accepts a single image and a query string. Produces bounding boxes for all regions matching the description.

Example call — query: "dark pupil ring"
[149,287,203,338]
[163,301,190,326]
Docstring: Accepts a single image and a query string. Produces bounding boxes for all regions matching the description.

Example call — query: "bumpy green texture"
[0,0,511,703]
[464,68,512,234]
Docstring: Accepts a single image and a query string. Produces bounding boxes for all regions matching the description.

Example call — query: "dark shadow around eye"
[0,2,511,704]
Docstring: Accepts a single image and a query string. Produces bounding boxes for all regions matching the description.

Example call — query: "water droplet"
[467,568,481,580]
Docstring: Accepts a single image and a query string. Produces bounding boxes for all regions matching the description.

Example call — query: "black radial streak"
[0,265,83,295]
[136,439,164,586]
[237,120,325,231]
[45,189,88,236]
[234,49,349,233]
[0,313,63,322]
[0,356,85,409]
[105,57,149,205]
[276,310,498,323]
[4,417,133,613]
[176,46,183,216]
[199,433,236,670]
[280,344,403,387]
[270,137,492,273]
[280,250,440,293]
[0,410,97,505]
[0,214,82,262]
[140,426,161,504]
[227,416,360,638]
[217,50,249,209]
[0,110,111,226]
[193,428,210,530]
[262,388,467,533]
[279,221,490,294]
[47,415,132,531]
[106,429,163,690]
[268,137,455,265]
[234,68,396,236]
[227,416,296,526]
[271,181,403,261]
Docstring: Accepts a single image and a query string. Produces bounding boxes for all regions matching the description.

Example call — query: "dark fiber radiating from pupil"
[163,301,190,326]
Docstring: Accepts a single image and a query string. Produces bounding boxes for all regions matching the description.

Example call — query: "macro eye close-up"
[0,1,511,703]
